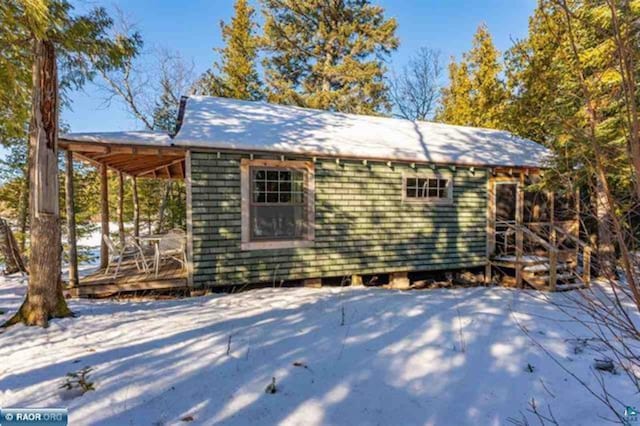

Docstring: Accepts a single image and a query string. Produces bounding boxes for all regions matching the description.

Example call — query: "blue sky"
[63,0,536,133]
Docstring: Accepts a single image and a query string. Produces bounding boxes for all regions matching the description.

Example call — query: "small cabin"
[60,96,591,296]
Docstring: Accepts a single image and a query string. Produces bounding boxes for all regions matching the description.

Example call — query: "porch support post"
[515,172,525,288]
[549,191,556,247]
[99,163,109,269]
[65,150,78,287]
[132,176,140,238]
[185,150,194,287]
[117,171,125,246]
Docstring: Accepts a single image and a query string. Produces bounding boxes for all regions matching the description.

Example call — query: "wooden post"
[99,163,109,269]
[515,173,525,288]
[583,246,592,286]
[549,191,557,247]
[65,151,78,288]
[390,272,410,289]
[132,176,140,238]
[185,150,194,287]
[548,249,558,291]
[117,171,125,247]
[351,274,363,286]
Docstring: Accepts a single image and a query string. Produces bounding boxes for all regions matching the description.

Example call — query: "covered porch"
[59,134,192,297]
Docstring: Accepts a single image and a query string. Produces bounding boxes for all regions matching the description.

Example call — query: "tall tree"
[196,0,262,100]
[390,47,442,121]
[262,0,398,114]
[437,24,507,128]
[2,0,139,327]
[437,60,474,126]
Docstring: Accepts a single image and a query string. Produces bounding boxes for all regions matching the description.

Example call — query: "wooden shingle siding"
[190,152,488,287]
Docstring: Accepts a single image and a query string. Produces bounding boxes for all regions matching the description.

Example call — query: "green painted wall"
[190,151,488,286]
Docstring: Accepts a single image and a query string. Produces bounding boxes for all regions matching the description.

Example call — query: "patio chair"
[155,229,187,277]
[103,235,148,279]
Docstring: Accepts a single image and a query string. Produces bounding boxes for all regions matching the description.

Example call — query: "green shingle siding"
[190,152,488,286]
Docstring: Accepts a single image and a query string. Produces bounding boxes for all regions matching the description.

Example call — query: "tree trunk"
[596,178,616,278]
[4,40,71,327]
[0,218,27,275]
[157,181,170,233]
[100,163,109,269]
[132,176,140,238]
[17,158,30,252]
[117,171,125,246]
[65,151,78,288]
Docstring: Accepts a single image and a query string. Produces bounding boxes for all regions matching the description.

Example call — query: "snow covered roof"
[61,96,551,168]
[60,130,172,146]
[172,96,551,168]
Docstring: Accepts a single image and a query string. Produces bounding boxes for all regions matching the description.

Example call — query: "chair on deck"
[154,229,187,277]
[103,235,148,279]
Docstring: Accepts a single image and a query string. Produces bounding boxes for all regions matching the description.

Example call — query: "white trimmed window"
[241,159,315,250]
[403,173,453,203]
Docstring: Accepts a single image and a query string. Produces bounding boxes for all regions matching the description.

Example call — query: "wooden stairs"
[491,223,592,292]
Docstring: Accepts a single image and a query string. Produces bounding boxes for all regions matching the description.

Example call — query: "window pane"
[428,188,438,197]
[251,205,305,239]
[279,181,291,192]
[279,192,291,203]
[266,192,278,203]
[407,178,417,187]
[406,186,415,198]
[438,188,447,198]
[267,181,278,192]
[428,179,438,189]
[279,170,291,181]
[291,192,304,203]
[254,170,266,180]
[267,170,279,180]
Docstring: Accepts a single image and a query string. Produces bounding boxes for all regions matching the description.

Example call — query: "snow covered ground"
[0,274,637,426]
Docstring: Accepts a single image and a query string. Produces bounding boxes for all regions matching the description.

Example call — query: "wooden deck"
[69,259,188,297]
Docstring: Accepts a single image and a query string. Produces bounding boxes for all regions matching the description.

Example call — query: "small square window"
[404,174,452,203]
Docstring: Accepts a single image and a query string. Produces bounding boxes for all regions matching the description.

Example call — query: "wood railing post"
[549,249,558,291]
[583,246,591,286]
[516,225,524,288]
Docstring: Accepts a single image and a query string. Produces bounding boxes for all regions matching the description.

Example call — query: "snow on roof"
[172,96,551,168]
[61,97,551,168]
[60,130,172,146]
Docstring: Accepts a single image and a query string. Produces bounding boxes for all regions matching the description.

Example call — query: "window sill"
[241,239,315,251]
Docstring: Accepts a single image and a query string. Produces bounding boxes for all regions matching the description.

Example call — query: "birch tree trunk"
[157,181,170,233]
[4,40,72,327]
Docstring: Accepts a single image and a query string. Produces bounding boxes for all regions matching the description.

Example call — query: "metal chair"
[103,235,148,279]
[154,229,187,277]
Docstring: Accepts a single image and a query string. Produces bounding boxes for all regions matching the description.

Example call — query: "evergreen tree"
[437,60,473,125]
[195,0,262,100]
[437,24,507,128]
[2,0,140,327]
[262,0,398,114]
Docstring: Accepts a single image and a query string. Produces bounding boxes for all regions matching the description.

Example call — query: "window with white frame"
[404,174,453,203]
[241,159,314,250]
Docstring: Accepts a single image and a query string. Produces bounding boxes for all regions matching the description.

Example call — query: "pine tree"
[196,0,262,100]
[2,0,140,327]
[437,60,473,125]
[437,24,507,128]
[466,24,507,128]
[262,0,398,114]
